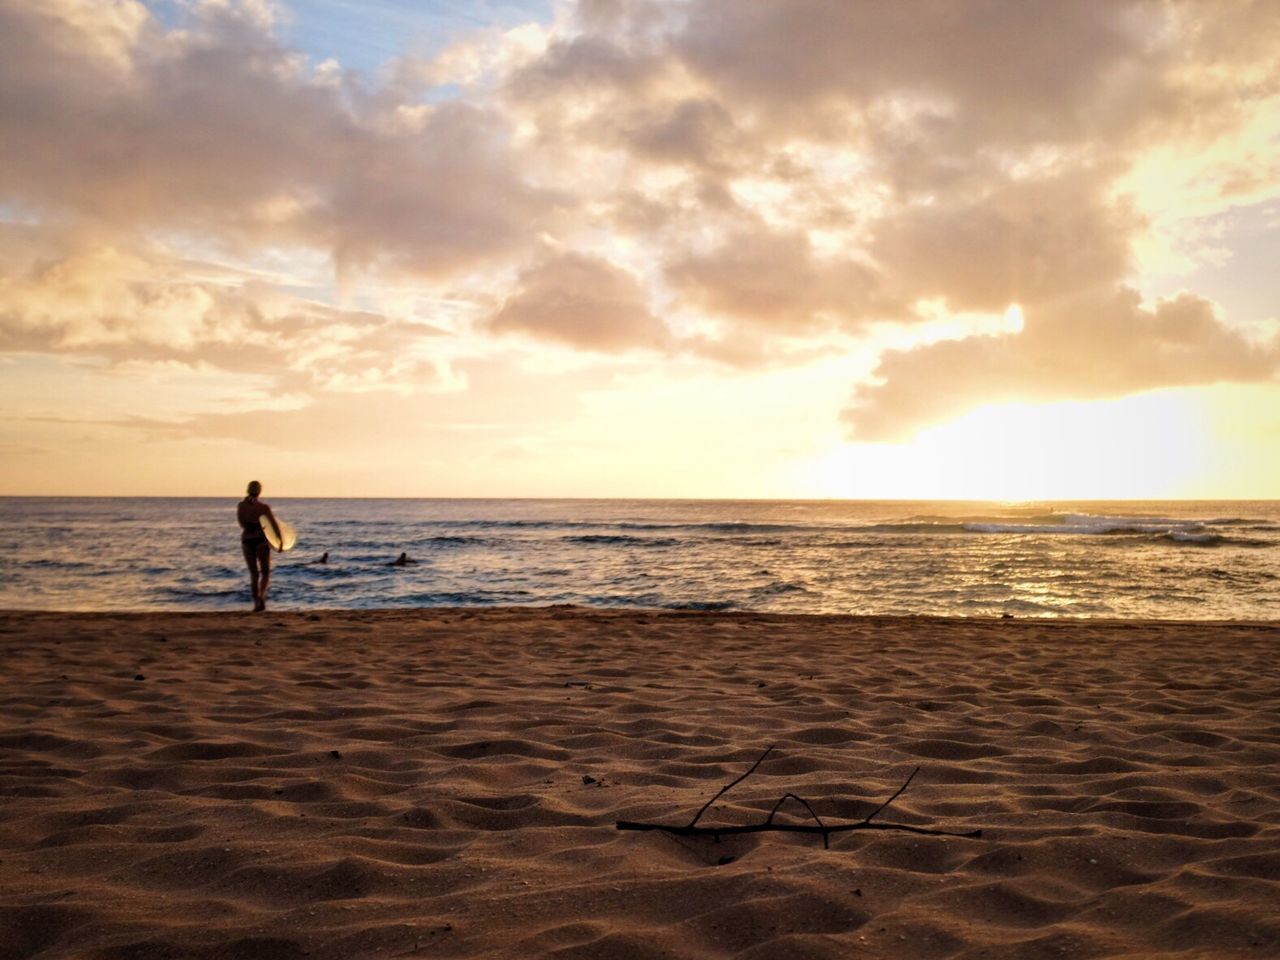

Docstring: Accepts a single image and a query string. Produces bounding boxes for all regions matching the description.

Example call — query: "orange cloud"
[846,287,1278,441]
[0,226,448,393]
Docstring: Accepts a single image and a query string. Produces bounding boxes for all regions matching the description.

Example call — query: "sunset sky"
[2,0,1278,499]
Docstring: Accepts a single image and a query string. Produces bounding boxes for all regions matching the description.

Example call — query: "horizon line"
[2,494,1277,503]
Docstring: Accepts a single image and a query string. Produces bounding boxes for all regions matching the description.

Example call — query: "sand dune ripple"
[1,609,1277,959]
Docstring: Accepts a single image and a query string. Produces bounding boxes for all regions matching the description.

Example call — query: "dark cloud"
[676,1,1169,147]
[624,97,739,172]
[488,250,668,352]
[667,228,892,331]
[870,169,1141,313]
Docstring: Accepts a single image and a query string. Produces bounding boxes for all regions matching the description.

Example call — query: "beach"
[1,608,1278,959]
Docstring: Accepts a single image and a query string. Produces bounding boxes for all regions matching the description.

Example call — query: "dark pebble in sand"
[582,775,597,785]
[330,750,342,759]
[134,674,145,681]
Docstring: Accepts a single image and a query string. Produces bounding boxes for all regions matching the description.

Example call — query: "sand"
[0,609,1278,960]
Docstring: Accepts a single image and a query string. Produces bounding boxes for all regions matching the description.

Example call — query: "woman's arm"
[262,504,283,542]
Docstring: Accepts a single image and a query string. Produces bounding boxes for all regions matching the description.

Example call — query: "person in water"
[392,552,416,566]
[237,480,281,612]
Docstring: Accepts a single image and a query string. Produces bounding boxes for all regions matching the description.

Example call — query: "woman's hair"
[246,480,262,497]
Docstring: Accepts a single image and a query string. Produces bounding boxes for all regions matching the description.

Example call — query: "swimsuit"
[240,508,268,548]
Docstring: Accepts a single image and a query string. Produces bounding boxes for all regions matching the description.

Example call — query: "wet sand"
[1,608,1278,959]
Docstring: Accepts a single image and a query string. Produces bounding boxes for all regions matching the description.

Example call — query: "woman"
[237,480,281,612]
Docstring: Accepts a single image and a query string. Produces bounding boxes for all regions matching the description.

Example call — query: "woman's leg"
[256,542,273,611]
[243,542,262,610]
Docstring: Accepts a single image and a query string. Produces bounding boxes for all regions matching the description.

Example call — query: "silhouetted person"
[392,552,416,566]
[237,480,281,613]
[317,551,329,564]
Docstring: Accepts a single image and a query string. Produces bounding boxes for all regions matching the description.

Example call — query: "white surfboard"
[261,515,298,552]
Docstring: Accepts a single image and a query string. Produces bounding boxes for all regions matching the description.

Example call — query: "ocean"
[2,498,1278,619]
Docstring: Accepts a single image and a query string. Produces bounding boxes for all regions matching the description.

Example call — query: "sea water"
[1,498,1278,619]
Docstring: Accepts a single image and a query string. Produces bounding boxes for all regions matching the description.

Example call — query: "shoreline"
[2,608,1277,958]
[3,605,1279,624]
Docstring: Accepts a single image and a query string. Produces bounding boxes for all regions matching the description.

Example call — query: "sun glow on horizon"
[805,391,1216,502]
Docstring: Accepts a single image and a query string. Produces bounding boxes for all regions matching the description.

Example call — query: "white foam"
[1166,531,1221,544]
[965,513,1205,536]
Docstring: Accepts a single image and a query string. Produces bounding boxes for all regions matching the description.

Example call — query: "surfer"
[391,552,416,566]
[317,552,329,564]
[237,480,281,613]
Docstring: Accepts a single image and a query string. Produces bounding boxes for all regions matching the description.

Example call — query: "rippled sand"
[1,609,1278,959]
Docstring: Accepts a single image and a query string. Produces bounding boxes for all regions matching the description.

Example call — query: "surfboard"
[260,515,298,552]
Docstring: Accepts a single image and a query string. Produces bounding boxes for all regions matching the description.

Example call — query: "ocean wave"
[965,514,1207,536]
[751,581,812,597]
[967,522,1174,535]
[398,591,506,605]
[665,599,735,611]
[22,559,99,570]
[420,535,490,547]
[1162,532,1273,548]
[156,586,243,600]
[425,519,570,530]
[576,592,666,608]
[855,522,966,534]
[562,534,679,547]
[1164,531,1221,545]
[617,520,820,534]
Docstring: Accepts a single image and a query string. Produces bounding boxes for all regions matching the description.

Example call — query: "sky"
[1,0,1278,499]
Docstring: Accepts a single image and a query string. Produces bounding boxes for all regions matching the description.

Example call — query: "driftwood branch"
[687,744,775,828]
[616,745,982,850]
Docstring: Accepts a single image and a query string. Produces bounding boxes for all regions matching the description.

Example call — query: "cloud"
[492,0,1280,427]
[666,227,890,331]
[869,168,1140,312]
[624,97,740,172]
[3,0,1280,449]
[671,0,1250,153]
[488,249,668,352]
[845,287,1279,441]
[0,228,449,393]
[0,0,556,277]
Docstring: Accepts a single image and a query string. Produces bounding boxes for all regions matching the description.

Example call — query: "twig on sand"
[616,744,982,849]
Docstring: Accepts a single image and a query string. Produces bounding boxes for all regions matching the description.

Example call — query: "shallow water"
[2,498,1278,618]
